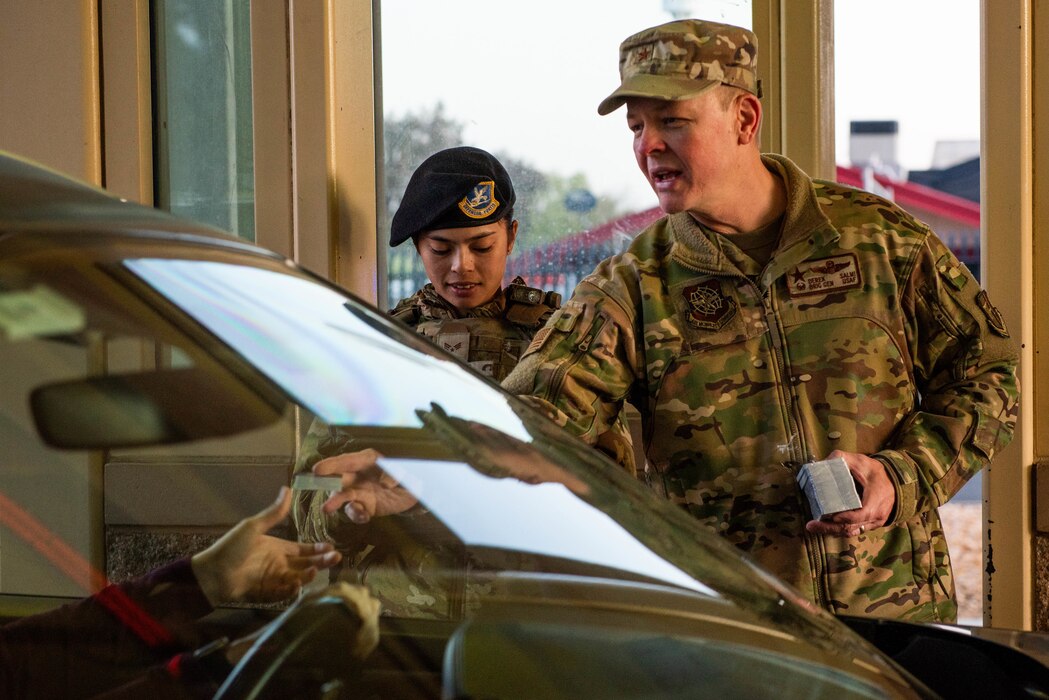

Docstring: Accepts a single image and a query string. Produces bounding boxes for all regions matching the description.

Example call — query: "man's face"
[413,218,517,311]
[626,91,739,216]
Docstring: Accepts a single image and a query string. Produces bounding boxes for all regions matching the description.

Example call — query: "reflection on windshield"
[127,259,859,652]
[124,259,530,441]
[377,456,715,596]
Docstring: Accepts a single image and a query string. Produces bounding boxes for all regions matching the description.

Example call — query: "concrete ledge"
[105,459,290,526]
[1037,463,1049,534]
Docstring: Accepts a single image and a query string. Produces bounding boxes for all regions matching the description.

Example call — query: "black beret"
[390,146,516,247]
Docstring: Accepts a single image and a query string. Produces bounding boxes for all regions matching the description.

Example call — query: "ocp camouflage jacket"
[293,278,562,619]
[504,154,1019,622]
[389,277,559,382]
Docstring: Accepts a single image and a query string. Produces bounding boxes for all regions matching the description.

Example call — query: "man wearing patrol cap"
[505,18,1019,622]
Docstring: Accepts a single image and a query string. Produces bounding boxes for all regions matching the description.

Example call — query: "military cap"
[390,146,516,247]
[597,18,762,116]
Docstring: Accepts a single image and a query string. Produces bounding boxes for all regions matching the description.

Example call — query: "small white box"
[796,457,862,520]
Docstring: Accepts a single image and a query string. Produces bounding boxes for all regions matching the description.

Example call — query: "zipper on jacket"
[762,285,830,609]
[672,258,832,608]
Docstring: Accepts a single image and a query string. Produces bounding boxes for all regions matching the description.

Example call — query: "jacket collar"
[417,283,507,321]
[668,154,840,286]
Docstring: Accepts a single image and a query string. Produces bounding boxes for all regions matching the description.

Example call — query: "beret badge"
[458,181,500,219]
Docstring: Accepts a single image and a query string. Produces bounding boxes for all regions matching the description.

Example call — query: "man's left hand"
[804,449,896,538]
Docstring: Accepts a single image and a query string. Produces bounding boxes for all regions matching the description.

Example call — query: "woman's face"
[414,218,518,311]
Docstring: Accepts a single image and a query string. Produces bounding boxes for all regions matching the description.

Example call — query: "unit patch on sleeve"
[976,290,1010,337]
[786,254,862,298]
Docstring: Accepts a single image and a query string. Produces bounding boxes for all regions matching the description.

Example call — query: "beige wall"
[0,0,101,183]
[982,0,1045,630]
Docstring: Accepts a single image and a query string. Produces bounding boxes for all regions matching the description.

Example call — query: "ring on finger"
[859,524,866,534]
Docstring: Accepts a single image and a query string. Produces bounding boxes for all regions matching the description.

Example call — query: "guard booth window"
[151,0,256,241]
[379,0,752,310]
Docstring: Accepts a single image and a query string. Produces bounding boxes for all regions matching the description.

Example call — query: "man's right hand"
[314,448,418,524]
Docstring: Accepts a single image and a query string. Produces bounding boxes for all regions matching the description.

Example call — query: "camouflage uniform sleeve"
[502,275,642,474]
[291,418,361,546]
[594,413,638,475]
[876,231,1020,523]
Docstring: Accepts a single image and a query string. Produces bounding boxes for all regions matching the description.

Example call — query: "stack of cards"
[796,457,861,520]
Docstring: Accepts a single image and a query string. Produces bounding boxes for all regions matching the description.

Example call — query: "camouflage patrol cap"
[597,19,762,116]
[390,146,516,247]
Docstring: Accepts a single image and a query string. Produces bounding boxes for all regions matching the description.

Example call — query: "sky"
[380,0,980,211]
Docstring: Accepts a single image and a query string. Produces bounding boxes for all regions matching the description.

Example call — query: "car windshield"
[119,258,847,630]
[0,244,909,698]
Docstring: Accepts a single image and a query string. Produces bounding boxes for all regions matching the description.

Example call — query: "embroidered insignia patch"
[682,279,736,330]
[936,253,969,291]
[976,290,1010,337]
[437,331,470,359]
[786,254,862,297]
[524,325,553,356]
[458,180,500,219]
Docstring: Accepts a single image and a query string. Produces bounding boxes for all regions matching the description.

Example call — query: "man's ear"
[737,92,762,145]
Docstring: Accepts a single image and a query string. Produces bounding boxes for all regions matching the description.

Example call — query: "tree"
[382,104,627,300]
[383,103,466,228]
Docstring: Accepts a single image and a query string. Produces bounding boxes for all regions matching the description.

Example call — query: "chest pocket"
[667,277,765,353]
[428,320,528,381]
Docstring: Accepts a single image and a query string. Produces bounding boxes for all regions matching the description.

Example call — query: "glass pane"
[380,1,751,308]
[125,258,530,437]
[834,0,982,624]
[152,0,255,240]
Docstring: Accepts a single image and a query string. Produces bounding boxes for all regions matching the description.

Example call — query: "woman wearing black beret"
[293,147,566,618]
[387,146,560,382]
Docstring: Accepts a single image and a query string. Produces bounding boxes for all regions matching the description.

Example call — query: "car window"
[126,258,530,439]
[0,257,284,598]
[0,243,918,698]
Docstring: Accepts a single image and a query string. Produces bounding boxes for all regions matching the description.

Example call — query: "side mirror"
[30,366,282,449]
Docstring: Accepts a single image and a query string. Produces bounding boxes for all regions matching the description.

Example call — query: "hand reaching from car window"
[313,448,418,524]
[191,486,341,606]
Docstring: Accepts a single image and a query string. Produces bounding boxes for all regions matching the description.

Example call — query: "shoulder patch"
[976,289,1010,337]
[936,253,969,291]
[786,254,862,297]
[524,325,554,356]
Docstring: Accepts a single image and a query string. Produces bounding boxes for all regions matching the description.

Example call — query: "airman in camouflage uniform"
[503,19,1019,622]
[384,146,561,381]
[294,147,564,618]
[390,274,559,382]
